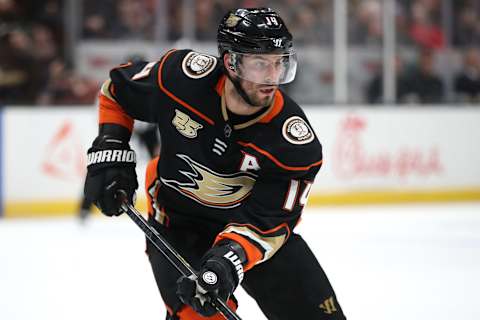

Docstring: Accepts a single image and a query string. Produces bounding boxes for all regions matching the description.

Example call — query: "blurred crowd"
[1,0,480,106]
[0,0,100,106]
[79,0,480,48]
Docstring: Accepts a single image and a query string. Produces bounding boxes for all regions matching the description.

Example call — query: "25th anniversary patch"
[282,116,315,145]
[182,52,217,79]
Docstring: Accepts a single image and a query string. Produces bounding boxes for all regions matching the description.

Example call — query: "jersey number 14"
[283,180,313,211]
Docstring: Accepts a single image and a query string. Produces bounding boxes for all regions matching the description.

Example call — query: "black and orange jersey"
[98,49,323,271]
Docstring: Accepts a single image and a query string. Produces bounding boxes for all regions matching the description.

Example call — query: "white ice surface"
[1,203,479,320]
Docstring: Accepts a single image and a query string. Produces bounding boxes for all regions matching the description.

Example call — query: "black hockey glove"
[84,135,138,216]
[176,243,246,317]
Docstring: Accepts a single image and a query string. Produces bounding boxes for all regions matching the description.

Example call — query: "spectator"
[400,48,444,103]
[165,0,183,41]
[29,22,61,97]
[366,55,410,104]
[82,0,114,38]
[195,0,216,40]
[34,0,63,45]
[0,0,18,24]
[31,23,58,64]
[409,0,445,49]
[0,29,41,105]
[37,59,99,105]
[291,4,332,45]
[349,0,383,45]
[454,47,480,103]
[453,3,480,46]
[110,0,154,40]
[83,13,110,38]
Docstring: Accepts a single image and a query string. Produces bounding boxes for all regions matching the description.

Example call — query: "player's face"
[225,52,297,108]
[234,54,290,108]
[238,77,277,108]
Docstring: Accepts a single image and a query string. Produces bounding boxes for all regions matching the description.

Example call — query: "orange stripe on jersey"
[229,222,291,238]
[145,156,160,191]
[259,90,284,123]
[238,141,323,171]
[157,50,215,126]
[215,232,263,271]
[215,74,226,96]
[98,94,134,132]
[144,156,170,226]
[145,156,160,215]
[175,299,237,319]
[117,62,133,68]
[215,222,291,271]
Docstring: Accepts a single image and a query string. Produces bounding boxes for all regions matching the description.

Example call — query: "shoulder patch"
[182,52,217,79]
[282,116,315,145]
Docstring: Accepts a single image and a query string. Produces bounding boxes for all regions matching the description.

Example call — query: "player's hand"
[84,135,138,216]
[176,254,239,317]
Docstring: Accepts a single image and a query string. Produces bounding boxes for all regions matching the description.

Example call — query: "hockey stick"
[116,191,242,320]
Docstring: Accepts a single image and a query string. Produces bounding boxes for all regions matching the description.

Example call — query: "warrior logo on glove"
[87,149,136,166]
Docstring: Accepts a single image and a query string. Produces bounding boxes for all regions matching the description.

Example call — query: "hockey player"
[84,7,346,320]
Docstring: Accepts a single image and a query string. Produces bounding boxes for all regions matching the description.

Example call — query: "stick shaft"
[120,202,242,320]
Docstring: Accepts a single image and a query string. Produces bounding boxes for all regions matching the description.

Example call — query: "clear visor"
[228,51,297,85]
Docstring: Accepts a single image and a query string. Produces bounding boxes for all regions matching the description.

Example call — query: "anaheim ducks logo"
[161,154,257,209]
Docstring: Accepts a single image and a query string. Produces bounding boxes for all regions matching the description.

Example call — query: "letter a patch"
[240,152,260,172]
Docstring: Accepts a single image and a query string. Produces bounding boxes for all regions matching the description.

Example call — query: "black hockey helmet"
[217,8,297,85]
[217,7,294,56]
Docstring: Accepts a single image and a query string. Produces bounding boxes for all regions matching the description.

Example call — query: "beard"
[239,81,277,108]
[227,71,277,109]
[244,92,274,108]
